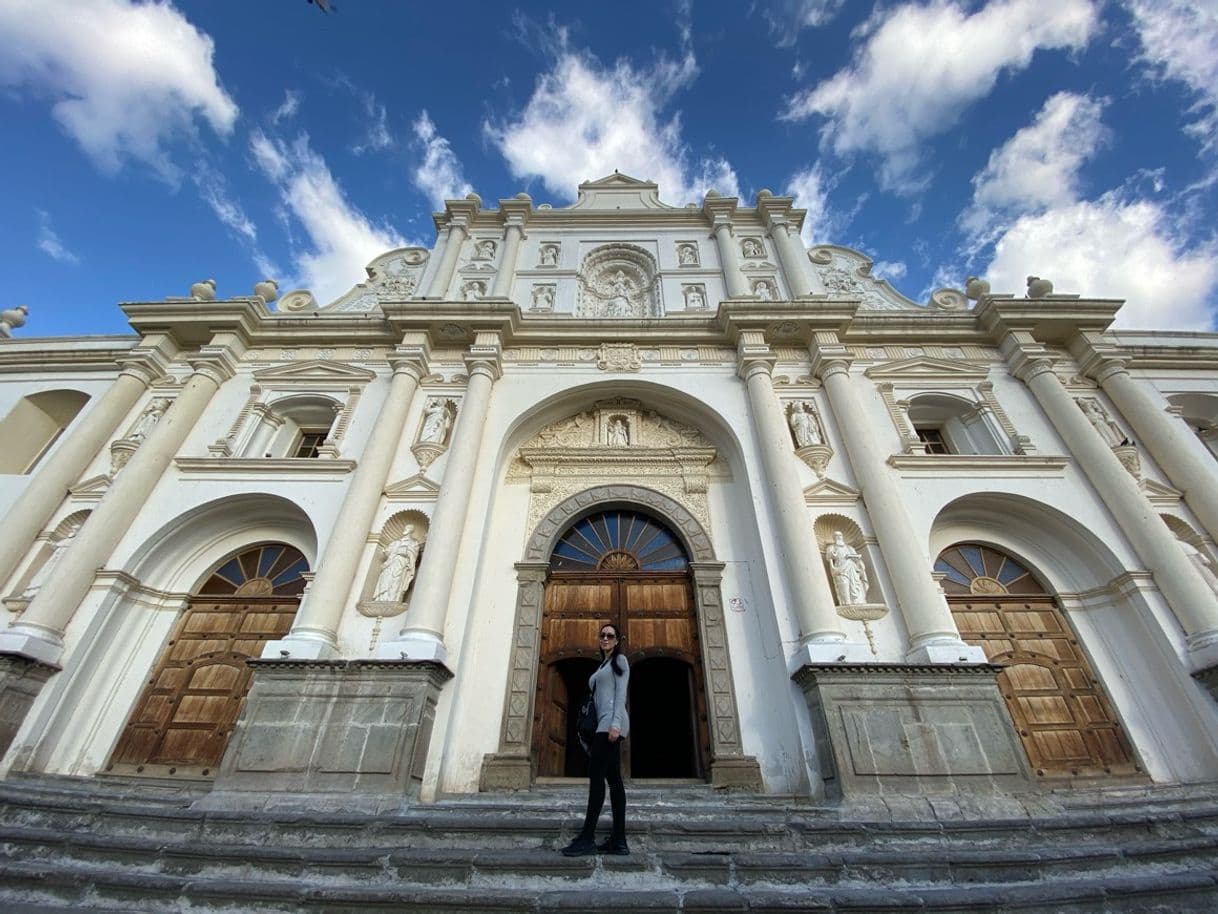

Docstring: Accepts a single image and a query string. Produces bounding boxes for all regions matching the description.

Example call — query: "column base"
[904,639,988,665]
[788,639,871,672]
[259,634,341,661]
[793,663,1033,802]
[710,755,764,791]
[1193,664,1218,705]
[200,659,453,810]
[0,654,59,758]
[0,628,65,667]
[375,632,448,664]
[1186,630,1218,673]
[479,752,532,792]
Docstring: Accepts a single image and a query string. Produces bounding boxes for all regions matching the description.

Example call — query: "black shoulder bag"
[576,684,597,753]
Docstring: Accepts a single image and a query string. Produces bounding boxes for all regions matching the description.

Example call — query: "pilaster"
[703,194,749,298]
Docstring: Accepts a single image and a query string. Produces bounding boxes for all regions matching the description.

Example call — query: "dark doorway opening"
[553,658,598,777]
[629,657,700,779]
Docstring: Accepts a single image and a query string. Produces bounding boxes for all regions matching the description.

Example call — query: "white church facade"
[2,173,1218,809]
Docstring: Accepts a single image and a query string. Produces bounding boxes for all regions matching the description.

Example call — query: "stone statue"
[372,526,422,602]
[462,280,487,301]
[825,531,869,606]
[607,417,629,447]
[1078,397,1124,447]
[190,279,217,301]
[475,239,496,260]
[532,285,554,310]
[539,244,559,266]
[20,524,79,600]
[754,280,773,300]
[128,398,169,442]
[1180,540,1218,596]
[684,286,706,310]
[678,244,697,265]
[741,238,763,259]
[605,271,632,316]
[0,305,29,339]
[420,399,452,445]
[788,402,823,447]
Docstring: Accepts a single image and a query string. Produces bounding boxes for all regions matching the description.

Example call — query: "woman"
[562,623,630,856]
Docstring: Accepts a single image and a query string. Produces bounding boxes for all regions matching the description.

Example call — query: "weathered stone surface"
[0,655,57,758]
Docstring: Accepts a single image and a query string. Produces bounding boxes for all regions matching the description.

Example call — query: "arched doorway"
[107,543,309,777]
[935,543,1139,779]
[533,509,710,780]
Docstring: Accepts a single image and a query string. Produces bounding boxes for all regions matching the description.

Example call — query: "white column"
[0,340,241,665]
[0,339,175,589]
[423,218,468,300]
[264,341,429,659]
[490,219,524,299]
[737,334,862,666]
[378,335,502,664]
[815,352,986,664]
[1093,360,1218,542]
[768,219,816,297]
[1018,358,1218,662]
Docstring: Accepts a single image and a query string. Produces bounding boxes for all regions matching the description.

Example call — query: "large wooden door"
[533,510,710,779]
[936,543,1139,779]
[107,544,309,777]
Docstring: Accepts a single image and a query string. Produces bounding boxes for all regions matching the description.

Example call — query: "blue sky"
[1,0,1215,338]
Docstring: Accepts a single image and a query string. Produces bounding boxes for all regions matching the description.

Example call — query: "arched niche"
[907,391,1006,455]
[481,484,761,792]
[575,243,663,318]
[0,389,90,474]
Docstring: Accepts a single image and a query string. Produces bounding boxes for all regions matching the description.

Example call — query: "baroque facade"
[2,173,1218,807]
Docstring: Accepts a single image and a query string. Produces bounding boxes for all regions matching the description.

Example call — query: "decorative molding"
[864,356,990,382]
[803,478,861,505]
[251,360,377,385]
[174,458,357,476]
[886,454,1069,475]
[384,474,441,501]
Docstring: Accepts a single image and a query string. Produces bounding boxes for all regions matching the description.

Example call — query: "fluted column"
[491,196,530,299]
[769,220,816,297]
[0,336,242,665]
[737,333,860,666]
[1018,357,1218,654]
[0,336,177,589]
[1090,359,1218,541]
[264,338,430,660]
[378,334,502,665]
[814,346,986,664]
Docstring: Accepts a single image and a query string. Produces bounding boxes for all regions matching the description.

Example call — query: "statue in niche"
[20,524,80,600]
[474,239,496,260]
[677,243,698,265]
[532,285,555,310]
[788,401,823,447]
[684,286,706,310]
[825,531,869,605]
[741,238,763,259]
[372,526,421,602]
[1077,397,1127,447]
[128,398,170,442]
[462,280,487,301]
[607,417,630,447]
[1180,539,1218,595]
[754,279,774,300]
[539,244,559,266]
[605,271,633,317]
[420,398,453,445]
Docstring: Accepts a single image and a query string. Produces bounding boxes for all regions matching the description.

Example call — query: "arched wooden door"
[533,509,711,780]
[107,543,309,777]
[935,543,1139,779]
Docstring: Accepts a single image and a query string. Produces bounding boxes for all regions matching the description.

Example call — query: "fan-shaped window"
[197,543,310,596]
[908,393,1005,455]
[551,510,689,572]
[0,389,90,474]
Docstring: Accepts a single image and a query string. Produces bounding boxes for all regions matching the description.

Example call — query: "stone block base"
[0,654,58,758]
[205,659,451,806]
[793,663,1034,801]
[710,755,763,791]
[479,752,531,791]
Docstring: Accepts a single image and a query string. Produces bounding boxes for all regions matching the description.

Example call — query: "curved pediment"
[519,398,711,451]
[568,173,675,211]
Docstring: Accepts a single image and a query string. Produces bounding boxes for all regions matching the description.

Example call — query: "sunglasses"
[598,632,617,640]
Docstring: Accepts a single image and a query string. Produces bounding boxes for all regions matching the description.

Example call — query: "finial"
[190,279,217,301]
[254,279,279,303]
[0,305,29,339]
[1026,276,1054,297]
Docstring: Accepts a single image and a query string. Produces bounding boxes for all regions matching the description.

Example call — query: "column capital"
[736,331,775,379]
[466,331,503,381]
[498,193,532,230]
[514,561,549,584]
[1013,355,1058,384]
[117,333,179,385]
[1091,358,1130,385]
[701,193,739,226]
[390,333,431,379]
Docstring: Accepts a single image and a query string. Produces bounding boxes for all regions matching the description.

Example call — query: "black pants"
[580,732,626,839]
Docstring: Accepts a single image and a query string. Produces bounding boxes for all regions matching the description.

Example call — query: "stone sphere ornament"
[0,305,30,339]
[1026,276,1054,298]
[965,276,990,301]
[254,279,279,303]
[190,279,217,301]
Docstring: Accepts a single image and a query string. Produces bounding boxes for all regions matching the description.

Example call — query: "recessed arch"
[0,389,91,474]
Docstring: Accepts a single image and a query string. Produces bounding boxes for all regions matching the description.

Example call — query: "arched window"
[1167,393,1218,459]
[907,393,1005,455]
[0,390,90,474]
[239,394,340,458]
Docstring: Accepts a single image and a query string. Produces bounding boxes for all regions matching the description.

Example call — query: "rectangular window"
[916,427,951,455]
[293,430,328,459]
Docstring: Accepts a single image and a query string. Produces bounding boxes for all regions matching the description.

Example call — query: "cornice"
[974,297,1122,344]
[0,341,136,374]
[121,299,267,349]
[174,457,357,476]
[885,454,1070,475]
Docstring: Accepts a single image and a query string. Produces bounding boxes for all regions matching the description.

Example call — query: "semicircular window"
[197,544,311,597]
[551,511,689,572]
[934,543,1046,596]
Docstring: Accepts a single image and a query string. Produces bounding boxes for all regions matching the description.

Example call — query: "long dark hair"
[600,622,625,676]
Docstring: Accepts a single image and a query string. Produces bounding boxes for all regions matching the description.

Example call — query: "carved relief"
[538,242,560,267]
[359,511,431,649]
[473,239,497,261]
[1077,396,1129,447]
[753,278,776,300]
[308,247,429,312]
[682,284,708,310]
[413,397,457,470]
[576,244,662,318]
[460,279,487,301]
[740,237,764,260]
[676,242,699,266]
[597,343,642,372]
[530,284,555,311]
[813,516,888,655]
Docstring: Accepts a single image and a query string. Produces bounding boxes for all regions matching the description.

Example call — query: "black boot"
[597,835,630,855]
[561,834,597,857]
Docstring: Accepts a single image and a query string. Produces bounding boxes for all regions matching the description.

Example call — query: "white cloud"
[961,92,1108,240]
[785,163,837,246]
[249,131,408,305]
[761,0,846,46]
[1125,0,1218,155]
[0,0,237,181]
[193,167,281,279]
[271,90,301,126]
[412,111,472,207]
[984,195,1217,330]
[485,48,738,205]
[783,0,1097,193]
[872,260,907,281]
[35,210,79,264]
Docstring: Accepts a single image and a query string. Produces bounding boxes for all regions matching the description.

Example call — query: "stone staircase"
[1,775,1217,912]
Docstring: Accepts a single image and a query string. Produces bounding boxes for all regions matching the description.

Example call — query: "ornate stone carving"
[1077,396,1128,447]
[740,237,764,259]
[413,397,456,470]
[473,239,497,261]
[597,343,641,372]
[530,284,555,311]
[753,278,776,300]
[682,284,708,310]
[787,400,824,447]
[676,242,699,266]
[127,397,170,443]
[460,279,487,301]
[372,526,422,603]
[576,244,662,318]
[825,531,869,606]
[538,242,560,267]
[277,290,319,313]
